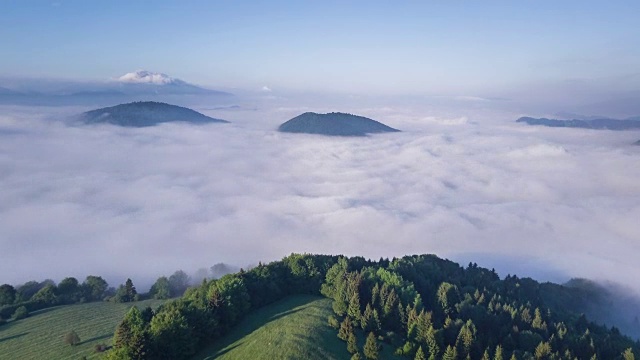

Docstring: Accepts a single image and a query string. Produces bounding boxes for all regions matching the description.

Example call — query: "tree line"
[0,270,193,323]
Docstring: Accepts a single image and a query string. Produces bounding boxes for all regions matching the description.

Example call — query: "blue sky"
[1,1,639,95]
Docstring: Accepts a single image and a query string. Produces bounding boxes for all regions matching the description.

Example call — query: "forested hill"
[278,112,400,136]
[79,101,228,127]
[516,116,640,130]
[107,254,640,360]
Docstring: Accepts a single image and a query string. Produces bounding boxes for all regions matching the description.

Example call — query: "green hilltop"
[2,254,639,360]
[105,254,638,359]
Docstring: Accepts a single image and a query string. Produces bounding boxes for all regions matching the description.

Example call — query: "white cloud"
[507,144,568,158]
[420,116,469,125]
[117,70,177,85]
[0,102,639,298]
[261,85,272,92]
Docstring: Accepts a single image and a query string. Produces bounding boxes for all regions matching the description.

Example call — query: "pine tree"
[416,310,433,343]
[338,317,354,341]
[112,307,149,359]
[415,346,427,360]
[347,331,358,354]
[534,341,552,359]
[113,318,133,350]
[331,272,349,316]
[407,304,418,332]
[556,322,567,340]
[437,282,459,316]
[456,319,476,358]
[383,289,399,321]
[124,278,137,302]
[443,345,458,360]
[494,345,503,360]
[425,326,440,359]
[379,283,389,309]
[363,332,379,360]
[623,348,635,360]
[481,349,490,360]
[348,292,361,322]
[398,302,407,326]
[532,308,547,331]
[371,283,380,307]
[520,307,532,324]
[361,303,374,331]
[372,309,381,332]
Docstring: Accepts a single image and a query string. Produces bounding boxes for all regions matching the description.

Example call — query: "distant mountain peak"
[111,70,232,96]
[517,116,640,131]
[117,70,184,85]
[278,112,400,136]
[79,101,229,127]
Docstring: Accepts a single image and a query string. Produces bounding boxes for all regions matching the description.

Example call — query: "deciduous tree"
[83,276,108,301]
[0,284,16,306]
[64,330,81,346]
[150,277,171,299]
[168,270,190,297]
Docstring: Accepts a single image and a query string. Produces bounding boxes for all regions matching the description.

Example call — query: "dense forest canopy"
[97,254,639,360]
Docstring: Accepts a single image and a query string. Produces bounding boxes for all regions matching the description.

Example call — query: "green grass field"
[193,295,351,360]
[0,299,166,360]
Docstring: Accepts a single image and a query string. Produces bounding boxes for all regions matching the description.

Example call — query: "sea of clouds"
[0,97,639,298]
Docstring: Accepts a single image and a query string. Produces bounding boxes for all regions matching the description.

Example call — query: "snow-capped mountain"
[0,71,232,106]
[113,70,231,96]
[117,70,184,85]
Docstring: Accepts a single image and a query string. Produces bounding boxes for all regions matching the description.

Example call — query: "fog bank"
[0,101,639,298]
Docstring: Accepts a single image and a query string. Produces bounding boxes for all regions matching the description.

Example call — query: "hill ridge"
[517,116,640,130]
[278,111,400,136]
[80,101,229,127]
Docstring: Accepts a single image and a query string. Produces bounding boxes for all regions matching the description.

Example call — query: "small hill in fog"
[517,116,640,130]
[278,112,399,136]
[80,101,229,127]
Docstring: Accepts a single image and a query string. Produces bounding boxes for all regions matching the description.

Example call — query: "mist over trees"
[0,270,195,322]
[149,270,192,300]
[0,264,236,322]
[0,276,113,320]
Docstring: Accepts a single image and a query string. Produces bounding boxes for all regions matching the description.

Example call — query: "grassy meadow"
[193,294,350,360]
[0,299,166,360]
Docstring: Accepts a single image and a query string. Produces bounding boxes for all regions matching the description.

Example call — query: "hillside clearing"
[192,295,350,360]
[0,299,165,360]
